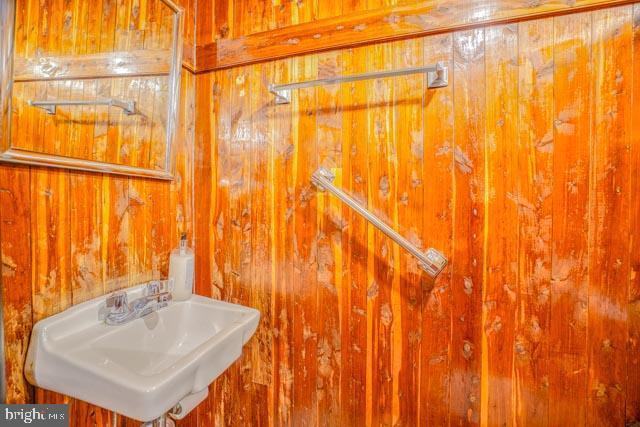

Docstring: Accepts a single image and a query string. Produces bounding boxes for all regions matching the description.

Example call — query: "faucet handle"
[145,280,172,296]
[156,292,172,309]
[106,291,128,312]
[145,281,161,295]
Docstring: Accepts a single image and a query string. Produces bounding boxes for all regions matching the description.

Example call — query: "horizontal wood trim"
[0,149,174,180]
[195,0,636,71]
[14,49,173,82]
[182,41,196,72]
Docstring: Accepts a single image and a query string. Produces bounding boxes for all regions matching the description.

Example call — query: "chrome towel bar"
[28,98,137,115]
[311,167,448,278]
[270,61,448,104]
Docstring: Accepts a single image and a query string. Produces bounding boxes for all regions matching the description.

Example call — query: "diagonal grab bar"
[311,167,447,278]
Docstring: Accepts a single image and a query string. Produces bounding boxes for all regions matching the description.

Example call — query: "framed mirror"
[0,0,183,180]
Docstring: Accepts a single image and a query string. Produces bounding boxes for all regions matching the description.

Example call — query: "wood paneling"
[2,0,640,426]
[0,0,197,425]
[450,27,485,425]
[629,6,640,424]
[193,4,640,426]
[549,11,591,425]
[588,7,633,425]
[0,68,196,426]
[195,0,638,71]
[14,49,173,82]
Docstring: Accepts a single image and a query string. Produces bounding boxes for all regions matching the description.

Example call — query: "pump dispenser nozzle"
[179,233,187,255]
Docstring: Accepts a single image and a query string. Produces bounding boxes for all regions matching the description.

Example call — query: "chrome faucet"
[101,281,172,325]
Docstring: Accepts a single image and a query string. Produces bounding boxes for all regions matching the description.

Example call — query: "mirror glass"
[1,0,183,179]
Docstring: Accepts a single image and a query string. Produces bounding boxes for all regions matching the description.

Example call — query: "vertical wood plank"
[549,12,592,426]
[482,23,519,427]
[393,36,424,427]
[420,32,454,426]
[194,73,214,297]
[221,64,253,423]
[214,0,231,41]
[366,40,396,427]
[291,51,318,426]
[103,175,130,292]
[30,167,71,323]
[450,27,485,426]
[271,56,295,426]
[339,44,369,427]
[587,6,633,426]
[210,66,232,425]
[515,18,554,426]
[31,166,71,406]
[0,166,33,404]
[70,171,105,304]
[193,67,215,427]
[628,5,640,425]
[315,49,342,425]
[249,60,273,423]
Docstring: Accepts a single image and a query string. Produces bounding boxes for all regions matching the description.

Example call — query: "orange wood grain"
[194,9,631,425]
[3,1,640,426]
[13,49,172,82]
[0,0,12,153]
[315,49,342,423]
[628,5,640,424]
[196,0,639,71]
[482,23,519,426]
[587,6,633,425]
[193,72,213,299]
[393,36,424,427]
[450,27,485,426]
[1,0,197,418]
[291,53,319,426]
[514,18,554,425]
[229,63,256,421]
[338,45,369,427]
[270,56,295,426]
[420,32,454,425]
[0,165,33,404]
[366,40,396,427]
[548,12,592,425]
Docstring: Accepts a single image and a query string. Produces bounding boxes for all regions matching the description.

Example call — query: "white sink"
[25,284,260,422]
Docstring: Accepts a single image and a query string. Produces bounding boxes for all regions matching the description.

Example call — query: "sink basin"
[25,284,260,422]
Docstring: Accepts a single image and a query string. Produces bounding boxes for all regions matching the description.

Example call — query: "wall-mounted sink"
[25,284,260,422]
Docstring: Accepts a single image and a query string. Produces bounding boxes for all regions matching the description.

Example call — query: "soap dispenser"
[169,233,195,301]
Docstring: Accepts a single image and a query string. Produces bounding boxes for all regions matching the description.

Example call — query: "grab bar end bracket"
[311,167,336,191]
[269,85,291,104]
[29,100,56,115]
[419,248,448,278]
[427,62,448,89]
[125,101,137,115]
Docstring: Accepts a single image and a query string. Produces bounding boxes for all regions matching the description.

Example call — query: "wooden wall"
[196,0,427,44]
[1,0,640,426]
[193,0,639,71]
[0,0,197,424]
[192,2,640,426]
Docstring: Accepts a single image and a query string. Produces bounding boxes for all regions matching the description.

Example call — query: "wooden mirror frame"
[0,0,184,180]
